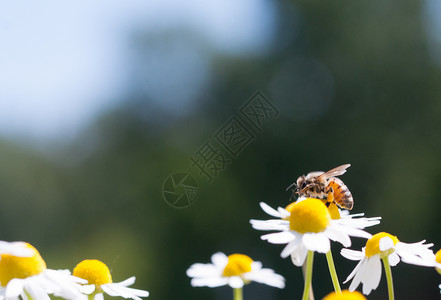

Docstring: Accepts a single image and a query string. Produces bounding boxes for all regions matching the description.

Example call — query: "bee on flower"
[250,198,380,299]
[250,199,380,267]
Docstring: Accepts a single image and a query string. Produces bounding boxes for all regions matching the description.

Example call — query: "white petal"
[341,249,364,261]
[290,245,308,267]
[344,259,364,284]
[23,281,50,300]
[280,234,301,258]
[102,283,149,300]
[261,231,296,244]
[250,219,289,231]
[362,257,382,295]
[5,279,24,298]
[338,216,381,229]
[379,237,395,251]
[101,283,125,298]
[348,259,366,292]
[187,263,222,278]
[0,242,33,257]
[191,277,228,288]
[80,284,96,295]
[244,269,285,288]
[277,207,290,219]
[118,277,136,287]
[344,213,364,218]
[122,287,150,298]
[302,233,330,253]
[349,255,381,295]
[250,261,262,271]
[326,225,351,247]
[260,202,284,218]
[228,277,244,289]
[94,293,105,300]
[211,252,228,268]
[340,226,372,239]
[388,253,400,266]
[395,241,435,266]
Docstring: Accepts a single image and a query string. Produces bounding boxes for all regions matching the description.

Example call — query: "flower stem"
[233,288,243,300]
[326,250,341,293]
[25,291,33,300]
[382,256,395,300]
[302,251,314,300]
[302,260,315,300]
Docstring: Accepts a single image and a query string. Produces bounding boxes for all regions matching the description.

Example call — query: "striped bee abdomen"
[326,178,353,210]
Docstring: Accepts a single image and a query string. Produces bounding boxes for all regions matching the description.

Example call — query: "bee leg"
[288,189,297,201]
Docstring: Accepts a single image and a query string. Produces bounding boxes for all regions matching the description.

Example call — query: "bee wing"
[318,164,351,179]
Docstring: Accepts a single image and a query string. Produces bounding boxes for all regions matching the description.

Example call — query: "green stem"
[24,291,33,300]
[233,287,243,300]
[326,250,341,293]
[302,251,314,300]
[302,260,315,300]
[382,256,395,300]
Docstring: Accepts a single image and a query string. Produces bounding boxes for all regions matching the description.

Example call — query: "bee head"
[295,176,308,194]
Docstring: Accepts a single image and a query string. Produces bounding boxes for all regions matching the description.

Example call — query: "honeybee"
[286,164,354,210]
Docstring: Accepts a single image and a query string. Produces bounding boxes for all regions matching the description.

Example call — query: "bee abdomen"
[326,178,353,210]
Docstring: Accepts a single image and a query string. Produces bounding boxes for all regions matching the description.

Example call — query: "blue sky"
[1,1,439,145]
[0,0,276,144]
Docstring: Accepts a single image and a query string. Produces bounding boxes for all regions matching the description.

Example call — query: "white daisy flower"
[341,232,435,295]
[250,198,380,266]
[186,252,285,289]
[0,242,87,300]
[73,259,149,300]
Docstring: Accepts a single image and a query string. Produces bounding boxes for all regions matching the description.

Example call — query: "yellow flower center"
[435,249,441,275]
[365,232,399,258]
[0,243,47,286]
[222,254,253,277]
[323,290,367,300]
[285,202,297,213]
[73,259,112,287]
[289,198,331,233]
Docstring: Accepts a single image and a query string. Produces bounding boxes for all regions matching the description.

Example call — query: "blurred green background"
[1,1,441,299]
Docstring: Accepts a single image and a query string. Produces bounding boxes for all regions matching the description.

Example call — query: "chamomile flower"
[341,232,434,295]
[186,252,285,289]
[323,290,366,300]
[0,242,86,300]
[73,259,149,300]
[250,198,379,266]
